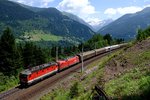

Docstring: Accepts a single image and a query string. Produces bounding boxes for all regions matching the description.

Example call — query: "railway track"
[0,87,21,100]
[93,85,109,100]
[0,48,122,100]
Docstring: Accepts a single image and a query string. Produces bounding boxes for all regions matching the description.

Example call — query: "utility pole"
[95,42,97,55]
[81,43,84,73]
[56,46,58,62]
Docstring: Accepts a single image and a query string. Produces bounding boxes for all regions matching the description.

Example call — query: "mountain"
[98,7,150,40]
[0,0,94,42]
[62,12,94,31]
[62,12,113,32]
[17,3,95,32]
[92,19,113,32]
[13,1,44,12]
[0,0,37,21]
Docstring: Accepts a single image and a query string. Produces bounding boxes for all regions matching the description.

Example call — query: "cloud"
[104,6,142,16]
[16,0,25,4]
[104,4,150,17]
[41,0,54,7]
[57,0,101,26]
[117,6,142,14]
[57,0,97,15]
[104,8,117,15]
[10,0,54,7]
[144,4,150,8]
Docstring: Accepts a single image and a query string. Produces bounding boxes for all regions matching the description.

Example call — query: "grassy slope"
[105,65,150,99]
[16,30,80,46]
[17,30,63,42]
[30,33,62,41]
[41,39,150,100]
[104,41,150,99]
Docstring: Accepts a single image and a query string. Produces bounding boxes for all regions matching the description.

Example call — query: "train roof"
[20,62,57,75]
[58,55,78,61]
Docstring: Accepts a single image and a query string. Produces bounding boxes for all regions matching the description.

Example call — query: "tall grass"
[104,50,150,99]
[0,73,19,93]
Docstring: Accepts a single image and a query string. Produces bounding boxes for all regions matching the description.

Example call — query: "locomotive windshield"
[20,74,28,78]
[19,73,29,85]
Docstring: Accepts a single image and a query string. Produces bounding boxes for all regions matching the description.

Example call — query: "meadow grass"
[104,50,150,99]
[0,74,19,93]
[30,33,62,42]
[17,30,63,42]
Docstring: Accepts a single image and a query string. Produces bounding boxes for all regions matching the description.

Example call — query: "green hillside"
[17,30,62,42]
[98,7,150,40]
[0,0,95,45]
[104,40,150,99]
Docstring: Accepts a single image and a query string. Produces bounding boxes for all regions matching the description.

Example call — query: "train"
[19,44,127,86]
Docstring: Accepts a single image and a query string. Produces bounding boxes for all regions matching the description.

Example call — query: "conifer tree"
[34,47,47,65]
[22,42,36,68]
[22,42,48,68]
[103,34,112,45]
[0,27,22,76]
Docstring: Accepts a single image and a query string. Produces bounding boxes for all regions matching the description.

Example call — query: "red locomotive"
[57,56,80,71]
[19,62,58,85]
[19,56,80,86]
[19,44,127,86]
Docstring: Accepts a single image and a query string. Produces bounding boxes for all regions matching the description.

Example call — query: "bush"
[0,73,18,93]
[136,26,150,41]
[69,82,79,98]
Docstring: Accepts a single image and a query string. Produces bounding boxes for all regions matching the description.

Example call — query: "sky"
[10,0,150,26]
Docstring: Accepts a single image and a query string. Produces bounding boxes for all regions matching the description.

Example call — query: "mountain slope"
[36,8,94,38]
[0,0,37,21]
[62,12,94,31]
[98,7,150,40]
[93,19,113,32]
[13,1,44,12]
[16,3,95,32]
[0,0,94,41]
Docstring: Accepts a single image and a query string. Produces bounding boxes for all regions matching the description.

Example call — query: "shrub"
[69,82,79,98]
